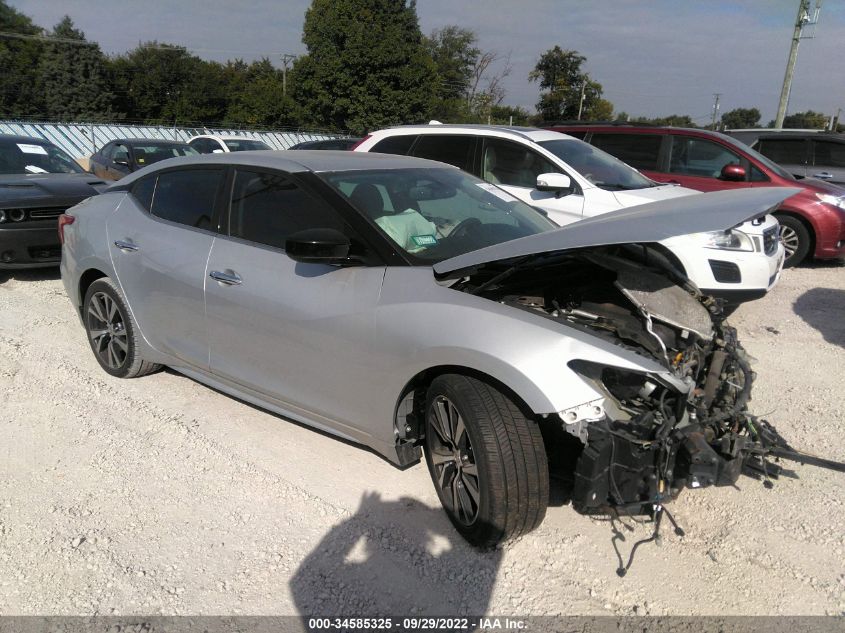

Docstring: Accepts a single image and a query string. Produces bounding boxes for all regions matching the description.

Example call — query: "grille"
[763,225,779,256]
[709,259,742,284]
[27,245,61,260]
[28,207,67,221]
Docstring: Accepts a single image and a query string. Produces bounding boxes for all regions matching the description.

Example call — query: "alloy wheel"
[780,225,800,259]
[87,291,128,370]
[428,395,480,525]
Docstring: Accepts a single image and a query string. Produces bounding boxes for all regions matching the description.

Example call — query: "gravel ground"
[0,262,843,616]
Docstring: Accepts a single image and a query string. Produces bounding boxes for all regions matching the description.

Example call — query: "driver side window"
[481,139,556,188]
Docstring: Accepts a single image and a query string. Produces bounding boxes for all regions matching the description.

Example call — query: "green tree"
[109,43,228,124]
[225,59,301,127]
[721,107,761,130]
[424,25,478,121]
[776,110,829,129]
[38,16,114,120]
[489,104,531,126]
[630,114,698,127]
[0,0,44,117]
[528,46,612,122]
[292,0,437,133]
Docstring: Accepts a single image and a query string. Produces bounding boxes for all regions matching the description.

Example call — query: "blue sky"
[10,0,845,124]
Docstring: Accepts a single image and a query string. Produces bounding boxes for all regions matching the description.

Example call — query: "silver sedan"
[60,150,795,546]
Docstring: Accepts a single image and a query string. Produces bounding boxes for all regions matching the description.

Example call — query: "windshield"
[0,139,84,175]
[224,139,271,152]
[716,132,795,180]
[132,143,199,167]
[538,138,655,190]
[321,168,556,263]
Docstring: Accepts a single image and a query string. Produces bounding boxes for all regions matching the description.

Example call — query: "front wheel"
[83,278,161,378]
[778,215,811,267]
[423,374,549,547]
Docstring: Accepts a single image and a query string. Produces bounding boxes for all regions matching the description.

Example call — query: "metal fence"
[0,120,342,160]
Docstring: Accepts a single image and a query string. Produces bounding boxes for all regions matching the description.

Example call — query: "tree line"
[1,0,839,134]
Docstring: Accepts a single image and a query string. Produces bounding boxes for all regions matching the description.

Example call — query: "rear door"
[109,167,225,369]
[811,139,845,185]
[755,136,809,179]
[204,168,385,431]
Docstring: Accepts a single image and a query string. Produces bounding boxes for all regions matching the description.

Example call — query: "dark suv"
[724,129,845,186]
[549,124,845,266]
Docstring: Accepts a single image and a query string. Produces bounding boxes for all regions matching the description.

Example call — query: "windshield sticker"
[476,182,518,202]
[411,234,438,247]
[24,165,48,174]
[17,143,48,155]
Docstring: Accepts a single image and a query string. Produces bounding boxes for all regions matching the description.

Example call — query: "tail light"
[349,135,371,151]
[58,213,75,244]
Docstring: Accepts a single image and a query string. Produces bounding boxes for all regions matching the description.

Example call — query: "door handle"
[812,172,834,180]
[114,240,139,252]
[209,270,242,286]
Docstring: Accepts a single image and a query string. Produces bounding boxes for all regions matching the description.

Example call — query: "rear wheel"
[778,215,811,267]
[423,374,548,547]
[83,278,161,378]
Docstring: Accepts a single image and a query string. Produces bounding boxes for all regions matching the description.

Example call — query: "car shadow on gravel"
[793,287,845,348]
[290,492,502,618]
[0,267,61,285]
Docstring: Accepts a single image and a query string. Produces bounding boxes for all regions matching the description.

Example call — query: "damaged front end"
[464,245,840,524]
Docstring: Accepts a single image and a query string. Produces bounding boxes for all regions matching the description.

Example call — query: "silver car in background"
[60,151,796,546]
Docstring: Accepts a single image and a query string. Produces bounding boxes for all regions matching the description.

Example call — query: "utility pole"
[711,93,721,130]
[280,54,297,97]
[775,0,822,129]
[577,76,588,121]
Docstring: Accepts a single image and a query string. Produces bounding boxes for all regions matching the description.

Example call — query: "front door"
[204,168,385,431]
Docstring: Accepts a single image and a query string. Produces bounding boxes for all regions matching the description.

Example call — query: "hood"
[434,187,800,279]
[611,183,697,208]
[0,173,108,207]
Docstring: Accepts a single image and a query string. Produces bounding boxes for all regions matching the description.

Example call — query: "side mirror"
[212,149,224,154]
[719,164,746,182]
[114,158,129,167]
[285,228,353,264]
[536,172,572,198]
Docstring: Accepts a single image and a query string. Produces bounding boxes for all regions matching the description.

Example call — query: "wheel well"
[774,210,816,254]
[394,365,539,444]
[78,269,108,312]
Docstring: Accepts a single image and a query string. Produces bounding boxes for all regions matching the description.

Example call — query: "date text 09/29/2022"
[307,617,526,630]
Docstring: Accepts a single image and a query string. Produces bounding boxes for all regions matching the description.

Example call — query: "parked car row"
[548,123,845,267]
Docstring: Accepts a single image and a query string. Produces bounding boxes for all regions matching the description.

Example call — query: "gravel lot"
[1,263,843,616]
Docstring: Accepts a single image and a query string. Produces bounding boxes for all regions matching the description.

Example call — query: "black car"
[725,129,845,185]
[89,139,198,181]
[0,135,107,270]
[288,138,362,150]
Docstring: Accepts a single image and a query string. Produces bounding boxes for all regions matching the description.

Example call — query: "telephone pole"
[577,76,588,121]
[711,93,722,130]
[280,53,297,97]
[775,0,822,129]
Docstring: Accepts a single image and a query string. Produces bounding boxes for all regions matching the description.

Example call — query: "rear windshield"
[223,139,272,152]
[537,138,656,190]
[0,139,83,175]
[131,143,199,167]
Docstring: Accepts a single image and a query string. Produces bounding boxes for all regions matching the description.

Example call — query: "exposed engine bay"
[456,244,844,562]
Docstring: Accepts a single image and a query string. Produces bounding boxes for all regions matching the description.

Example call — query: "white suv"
[355,124,785,305]
[186,135,272,154]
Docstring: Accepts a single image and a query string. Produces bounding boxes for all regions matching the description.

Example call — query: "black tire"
[83,278,161,378]
[778,215,811,267]
[423,374,549,547]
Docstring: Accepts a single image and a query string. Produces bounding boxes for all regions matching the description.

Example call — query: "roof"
[188,134,271,142]
[115,138,193,146]
[375,123,574,144]
[111,150,458,188]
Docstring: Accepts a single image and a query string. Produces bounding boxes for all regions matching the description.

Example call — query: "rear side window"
[370,135,416,156]
[814,141,845,168]
[131,175,156,211]
[410,135,475,172]
[150,169,222,230]
[589,133,662,171]
[756,138,808,164]
[228,169,346,250]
